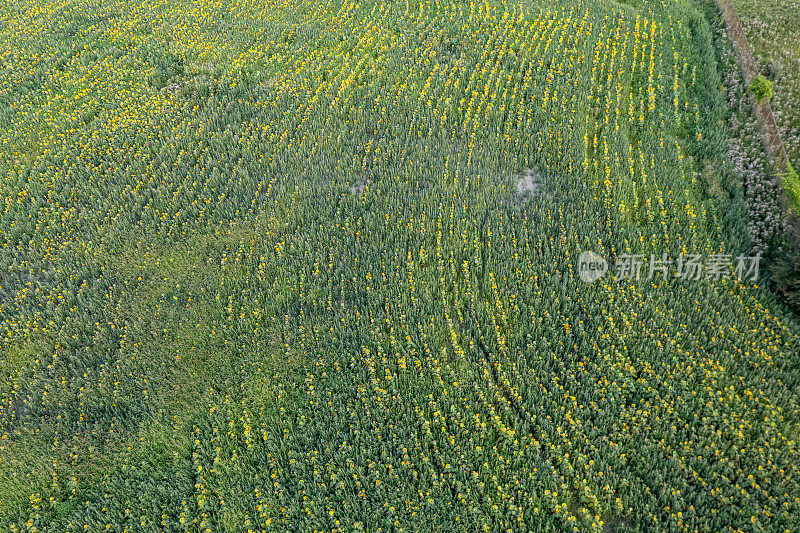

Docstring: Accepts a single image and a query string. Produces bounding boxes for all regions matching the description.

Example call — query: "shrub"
[749,75,773,103]
[782,160,800,213]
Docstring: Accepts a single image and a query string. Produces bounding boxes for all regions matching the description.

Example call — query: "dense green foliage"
[749,75,773,103]
[1,0,799,531]
[782,161,800,212]
[770,217,800,312]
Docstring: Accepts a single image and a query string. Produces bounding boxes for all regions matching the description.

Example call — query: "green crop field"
[1,0,799,531]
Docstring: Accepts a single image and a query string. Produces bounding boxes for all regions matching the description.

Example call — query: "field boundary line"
[715,0,790,173]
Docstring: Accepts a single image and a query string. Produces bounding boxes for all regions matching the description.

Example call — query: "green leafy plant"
[782,160,800,213]
[750,74,774,103]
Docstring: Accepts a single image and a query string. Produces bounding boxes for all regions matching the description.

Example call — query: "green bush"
[782,160,800,213]
[750,75,773,103]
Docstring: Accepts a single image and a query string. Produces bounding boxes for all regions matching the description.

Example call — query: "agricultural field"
[731,0,800,163]
[0,0,799,531]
